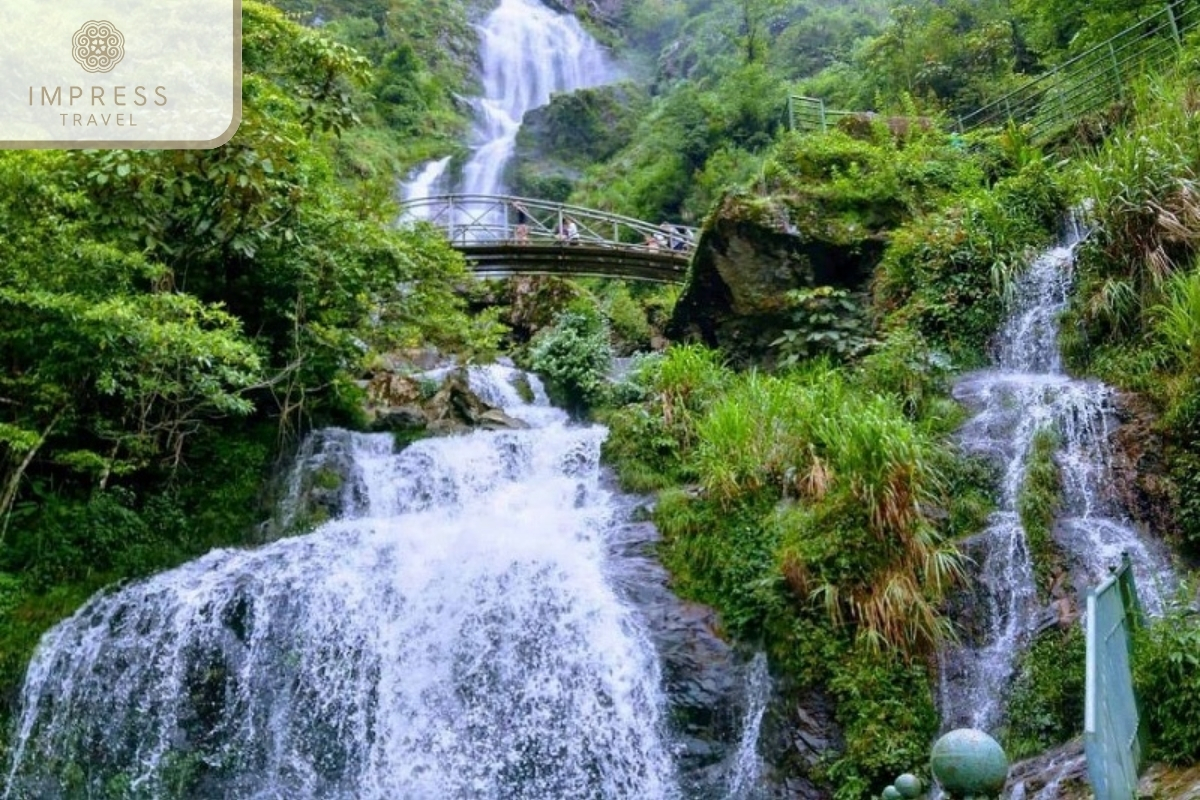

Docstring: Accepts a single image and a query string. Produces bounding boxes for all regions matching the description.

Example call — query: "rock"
[1005,739,1089,799]
[1138,760,1200,799]
[365,372,423,408]
[508,84,649,200]
[1111,390,1181,545]
[363,367,528,435]
[372,405,428,433]
[477,408,530,430]
[264,429,370,540]
[540,0,625,23]
[668,192,884,365]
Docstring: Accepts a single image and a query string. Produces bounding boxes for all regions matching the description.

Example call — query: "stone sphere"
[881,786,902,800]
[895,773,923,798]
[930,729,1008,796]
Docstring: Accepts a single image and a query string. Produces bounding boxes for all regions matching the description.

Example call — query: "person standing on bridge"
[512,202,530,244]
[672,225,689,251]
[566,218,580,245]
[661,222,679,251]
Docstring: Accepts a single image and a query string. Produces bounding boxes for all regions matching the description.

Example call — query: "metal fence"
[790,1,1197,142]
[787,96,856,134]
[958,0,1199,140]
[1085,554,1146,800]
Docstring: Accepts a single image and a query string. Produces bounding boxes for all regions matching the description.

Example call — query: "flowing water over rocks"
[3,365,775,800]
[402,0,615,208]
[939,228,1176,737]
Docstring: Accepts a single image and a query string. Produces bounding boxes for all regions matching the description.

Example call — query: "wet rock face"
[606,490,839,799]
[1110,390,1180,545]
[1005,739,1089,799]
[668,193,883,365]
[365,368,529,436]
[541,0,625,23]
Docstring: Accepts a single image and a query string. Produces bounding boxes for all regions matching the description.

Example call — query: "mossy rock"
[668,192,883,363]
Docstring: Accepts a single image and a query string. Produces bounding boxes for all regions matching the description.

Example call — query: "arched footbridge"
[398,194,697,283]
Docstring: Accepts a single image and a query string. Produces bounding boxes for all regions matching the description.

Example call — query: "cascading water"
[402,0,614,211]
[4,365,770,799]
[399,156,451,214]
[939,222,1175,736]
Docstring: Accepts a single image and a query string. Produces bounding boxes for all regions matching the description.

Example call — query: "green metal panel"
[1085,556,1144,800]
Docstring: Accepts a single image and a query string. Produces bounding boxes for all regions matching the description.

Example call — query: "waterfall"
[460,0,614,198]
[401,0,615,233]
[724,653,771,800]
[4,365,775,799]
[3,367,681,799]
[939,224,1175,734]
[400,157,451,211]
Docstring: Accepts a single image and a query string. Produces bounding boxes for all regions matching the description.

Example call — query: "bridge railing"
[398,194,699,259]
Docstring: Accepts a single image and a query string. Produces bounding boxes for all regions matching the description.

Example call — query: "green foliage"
[1003,626,1086,760]
[875,157,1065,364]
[855,327,953,422]
[528,309,615,412]
[1067,75,1200,359]
[600,282,654,354]
[823,642,939,799]
[1017,425,1064,595]
[1134,599,1200,764]
[772,287,872,366]
[1057,71,1200,553]
[762,126,987,233]
[600,338,993,797]
[600,344,732,489]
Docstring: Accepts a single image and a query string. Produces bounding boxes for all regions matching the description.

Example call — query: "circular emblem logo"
[72,21,125,74]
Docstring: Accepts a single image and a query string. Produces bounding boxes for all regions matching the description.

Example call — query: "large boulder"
[668,192,884,363]
[508,83,649,200]
[365,368,529,435]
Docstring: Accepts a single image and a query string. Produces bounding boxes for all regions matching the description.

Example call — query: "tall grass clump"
[599,344,732,491]
[1069,74,1200,355]
[691,364,965,653]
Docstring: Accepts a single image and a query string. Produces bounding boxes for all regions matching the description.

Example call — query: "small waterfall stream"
[939,225,1175,736]
[4,366,771,799]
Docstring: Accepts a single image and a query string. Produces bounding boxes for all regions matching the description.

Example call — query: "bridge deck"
[398,193,695,283]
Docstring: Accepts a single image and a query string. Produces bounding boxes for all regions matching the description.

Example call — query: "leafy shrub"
[823,642,939,800]
[1134,600,1200,764]
[856,327,954,422]
[528,309,614,412]
[874,159,1065,365]
[1004,626,1085,760]
[1017,425,1064,594]
[771,287,872,366]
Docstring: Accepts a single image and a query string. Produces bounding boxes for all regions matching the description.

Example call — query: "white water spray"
[3,367,680,800]
[940,226,1175,734]
[402,0,615,213]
